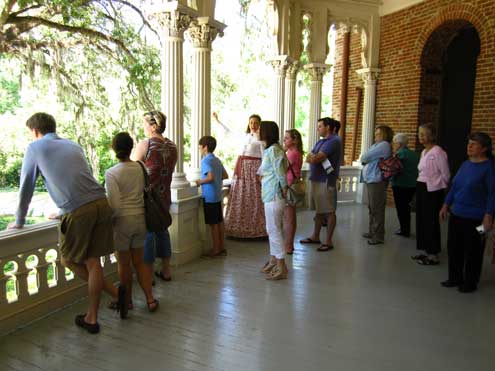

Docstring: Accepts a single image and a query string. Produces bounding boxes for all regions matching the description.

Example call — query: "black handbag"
[137,161,172,232]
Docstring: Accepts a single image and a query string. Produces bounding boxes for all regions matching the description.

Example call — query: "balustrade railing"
[301,165,360,205]
[0,221,117,335]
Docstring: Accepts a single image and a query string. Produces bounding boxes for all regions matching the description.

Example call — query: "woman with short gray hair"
[391,133,419,238]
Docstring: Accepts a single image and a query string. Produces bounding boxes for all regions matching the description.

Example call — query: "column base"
[168,195,207,266]
[171,172,198,201]
[187,168,201,182]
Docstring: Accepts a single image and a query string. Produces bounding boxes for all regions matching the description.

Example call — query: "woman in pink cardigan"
[413,124,450,265]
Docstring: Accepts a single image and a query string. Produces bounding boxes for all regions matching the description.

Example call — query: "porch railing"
[0,222,117,335]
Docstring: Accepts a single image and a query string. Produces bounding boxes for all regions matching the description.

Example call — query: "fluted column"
[153,6,195,192]
[188,17,225,181]
[284,61,299,131]
[270,55,289,138]
[304,63,329,151]
[357,68,380,158]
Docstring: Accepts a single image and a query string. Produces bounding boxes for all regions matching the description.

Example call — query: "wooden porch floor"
[1,204,495,371]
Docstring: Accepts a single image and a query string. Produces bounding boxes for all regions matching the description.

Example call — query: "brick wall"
[376,0,495,149]
[331,29,364,165]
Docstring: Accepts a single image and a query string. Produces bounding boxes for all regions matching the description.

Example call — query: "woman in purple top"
[414,124,450,265]
[439,133,495,293]
[283,129,303,255]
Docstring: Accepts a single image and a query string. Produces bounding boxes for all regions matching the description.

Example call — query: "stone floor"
[1,204,495,371]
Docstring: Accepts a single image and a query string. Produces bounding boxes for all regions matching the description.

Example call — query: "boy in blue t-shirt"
[195,136,229,257]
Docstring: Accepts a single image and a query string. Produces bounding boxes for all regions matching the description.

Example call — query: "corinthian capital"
[304,63,330,82]
[188,17,226,49]
[356,67,380,83]
[286,61,300,80]
[269,55,291,77]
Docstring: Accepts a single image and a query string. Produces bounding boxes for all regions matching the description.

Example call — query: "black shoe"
[441,280,461,288]
[458,285,477,293]
[395,230,410,237]
[75,314,100,334]
[367,239,384,245]
[117,284,128,319]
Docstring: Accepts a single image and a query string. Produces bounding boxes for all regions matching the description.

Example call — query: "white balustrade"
[0,221,118,335]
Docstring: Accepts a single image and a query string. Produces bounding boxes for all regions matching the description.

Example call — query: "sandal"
[260,261,276,274]
[417,257,440,266]
[317,244,334,252]
[411,254,427,260]
[266,268,288,280]
[299,238,321,244]
[203,249,227,258]
[147,299,159,313]
[155,271,172,282]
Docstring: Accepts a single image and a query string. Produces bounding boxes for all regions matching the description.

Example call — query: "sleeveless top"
[144,137,178,211]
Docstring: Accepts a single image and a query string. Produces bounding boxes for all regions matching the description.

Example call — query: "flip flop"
[154,271,172,282]
[299,238,321,244]
[317,244,334,251]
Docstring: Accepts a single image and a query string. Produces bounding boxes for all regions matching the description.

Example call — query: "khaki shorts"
[59,198,114,263]
[310,181,337,214]
[113,214,146,251]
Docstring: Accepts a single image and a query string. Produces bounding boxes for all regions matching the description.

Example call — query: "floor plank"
[1,205,494,371]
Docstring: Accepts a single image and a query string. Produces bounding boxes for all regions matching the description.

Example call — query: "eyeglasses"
[144,111,157,124]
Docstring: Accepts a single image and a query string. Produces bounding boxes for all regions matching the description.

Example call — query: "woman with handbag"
[258,121,289,280]
[105,132,158,313]
[283,129,303,254]
[391,133,419,238]
[132,111,178,282]
[361,125,393,245]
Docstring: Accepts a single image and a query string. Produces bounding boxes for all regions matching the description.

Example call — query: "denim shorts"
[144,230,172,263]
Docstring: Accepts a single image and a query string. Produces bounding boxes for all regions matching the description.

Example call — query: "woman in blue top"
[440,132,495,293]
[258,121,289,280]
[361,125,393,245]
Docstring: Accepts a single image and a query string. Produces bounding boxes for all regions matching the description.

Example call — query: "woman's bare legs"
[284,205,297,253]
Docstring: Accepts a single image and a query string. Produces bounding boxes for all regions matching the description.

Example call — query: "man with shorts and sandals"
[8,112,119,334]
[300,117,342,251]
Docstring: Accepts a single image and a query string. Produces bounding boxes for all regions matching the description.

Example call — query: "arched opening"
[418,21,480,174]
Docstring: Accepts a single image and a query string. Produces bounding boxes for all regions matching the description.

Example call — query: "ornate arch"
[414,2,494,63]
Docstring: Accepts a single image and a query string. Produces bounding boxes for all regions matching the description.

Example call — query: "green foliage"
[0,77,21,114]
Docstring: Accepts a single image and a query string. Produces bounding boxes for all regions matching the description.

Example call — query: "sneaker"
[75,314,100,334]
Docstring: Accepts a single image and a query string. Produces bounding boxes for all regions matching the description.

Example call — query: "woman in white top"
[224,114,267,238]
[105,132,158,314]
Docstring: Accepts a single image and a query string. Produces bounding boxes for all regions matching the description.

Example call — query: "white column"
[357,68,380,158]
[187,18,225,181]
[284,61,299,131]
[270,55,289,139]
[304,63,329,151]
[158,9,194,193]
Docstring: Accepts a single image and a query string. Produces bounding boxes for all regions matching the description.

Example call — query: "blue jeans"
[144,230,172,264]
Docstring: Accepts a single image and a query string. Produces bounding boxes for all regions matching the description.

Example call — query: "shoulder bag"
[286,161,306,206]
[137,161,172,232]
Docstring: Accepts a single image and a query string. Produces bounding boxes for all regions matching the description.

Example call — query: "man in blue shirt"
[300,117,342,251]
[195,136,229,257]
[8,112,118,334]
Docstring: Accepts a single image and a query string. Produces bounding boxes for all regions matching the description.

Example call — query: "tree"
[0,0,162,179]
